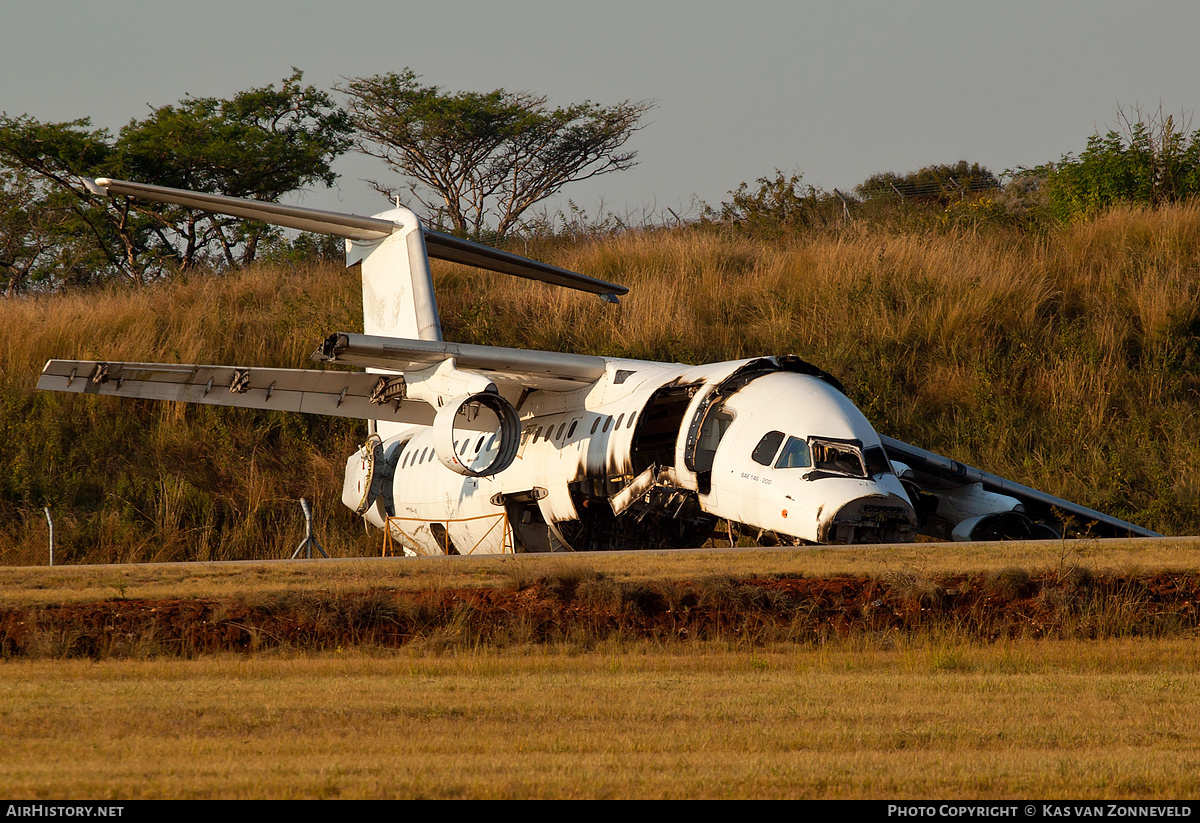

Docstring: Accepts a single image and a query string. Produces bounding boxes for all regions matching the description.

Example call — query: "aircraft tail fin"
[86,178,627,341]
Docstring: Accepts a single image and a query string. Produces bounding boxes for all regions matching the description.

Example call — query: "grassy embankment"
[1,539,1196,661]
[2,204,1200,563]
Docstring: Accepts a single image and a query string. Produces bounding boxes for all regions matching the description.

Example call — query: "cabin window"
[773,436,812,469]
[460,439,470,455]
[627,412,636,429]
[615,413,625,430]
[590,417,601,435]
[533,426,543,443]
[475,435,485,454]
[567,420,578,439]
[751,431,785,466]
[486,434,497,452]
[420,447,429,463]
[555,422,566,441]
[602,416,613,433]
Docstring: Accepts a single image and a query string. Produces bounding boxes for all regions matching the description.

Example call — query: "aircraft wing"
[37,359,436,426]
[880,435,1161,539]
[313,332,610,392]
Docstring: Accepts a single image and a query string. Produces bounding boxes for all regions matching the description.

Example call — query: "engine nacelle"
[432,391,521,476]
[342,433,403,528]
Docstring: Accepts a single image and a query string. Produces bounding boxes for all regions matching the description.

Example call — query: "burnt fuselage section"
[357,354,922,554]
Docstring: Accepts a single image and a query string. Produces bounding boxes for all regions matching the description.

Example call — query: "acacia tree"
[339,70,653,237]
[0,70,351,287]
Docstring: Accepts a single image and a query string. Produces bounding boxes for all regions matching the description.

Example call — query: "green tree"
[0,70,352,287]
[1045,106,1200,222]
[706,170,841,235]
[1,166,117,295]
[339,70,653,237]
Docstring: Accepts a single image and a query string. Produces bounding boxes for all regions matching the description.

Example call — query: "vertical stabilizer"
[346,207,442,342]
[84,179,623,340]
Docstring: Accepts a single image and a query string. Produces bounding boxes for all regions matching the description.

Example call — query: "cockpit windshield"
[774,436,811,469]
[751,432,891,479]
[810,438,867,477]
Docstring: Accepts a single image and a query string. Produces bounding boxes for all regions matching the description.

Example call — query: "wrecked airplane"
[37,178,1160,554]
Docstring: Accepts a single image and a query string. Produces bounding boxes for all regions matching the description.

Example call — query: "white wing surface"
[37,359,436,426]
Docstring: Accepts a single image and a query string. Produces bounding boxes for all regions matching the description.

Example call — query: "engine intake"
[432,391,520,477]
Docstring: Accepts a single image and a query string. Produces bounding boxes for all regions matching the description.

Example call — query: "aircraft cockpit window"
[863,445,891,476]
[751,431,786,466]
[811,439,866,477]
[773,436,812,469]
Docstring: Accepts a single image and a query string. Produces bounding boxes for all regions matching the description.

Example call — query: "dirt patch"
[3,570,1198,659]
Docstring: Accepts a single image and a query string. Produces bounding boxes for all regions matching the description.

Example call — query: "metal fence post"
[290,498,329,559]
[44,506,54,567]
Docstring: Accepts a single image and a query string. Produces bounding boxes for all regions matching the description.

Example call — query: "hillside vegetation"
[2,204,1200,564]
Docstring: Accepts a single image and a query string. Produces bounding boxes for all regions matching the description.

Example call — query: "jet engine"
[432,391,521,476]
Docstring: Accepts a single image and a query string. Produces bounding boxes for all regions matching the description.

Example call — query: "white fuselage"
[360,356,917,554]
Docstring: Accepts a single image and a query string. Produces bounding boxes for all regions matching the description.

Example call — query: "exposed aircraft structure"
[38,178,1160,555]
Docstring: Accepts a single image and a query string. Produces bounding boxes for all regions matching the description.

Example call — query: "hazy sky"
[4,1,1199,222]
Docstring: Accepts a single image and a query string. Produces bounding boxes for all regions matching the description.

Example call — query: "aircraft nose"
[818,492,917,544]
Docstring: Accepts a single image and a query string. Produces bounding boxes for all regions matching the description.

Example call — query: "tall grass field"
[2,204,1200,563]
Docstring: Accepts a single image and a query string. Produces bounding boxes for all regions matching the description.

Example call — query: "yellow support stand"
[382,512,514,556]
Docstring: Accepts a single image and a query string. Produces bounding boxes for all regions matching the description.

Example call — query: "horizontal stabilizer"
[315,332,608,392]
[38,359,436,426]
[89,178,395,241]
[881,435,1160,538]
[86,178,627,300]
[423,230,626,300]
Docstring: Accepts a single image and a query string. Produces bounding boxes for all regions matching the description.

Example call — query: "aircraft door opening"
[630,384,699,475]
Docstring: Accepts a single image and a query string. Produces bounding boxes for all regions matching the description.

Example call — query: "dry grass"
[2,639,1198,799]
[3,203,1200,563]
[439,207,1200,536]
[2,538,1197,606]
